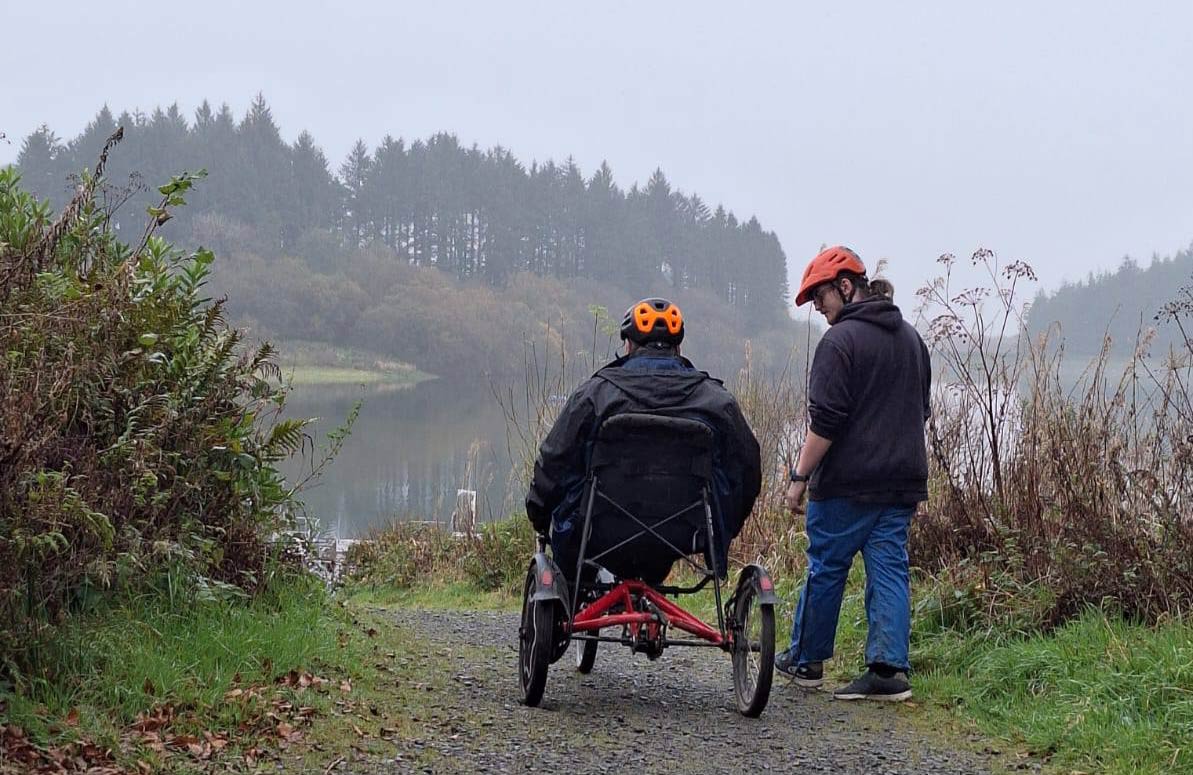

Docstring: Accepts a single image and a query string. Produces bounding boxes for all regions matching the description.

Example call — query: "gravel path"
[360,609,1009,775]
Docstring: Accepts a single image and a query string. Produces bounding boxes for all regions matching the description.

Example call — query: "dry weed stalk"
[915,249,1193,627]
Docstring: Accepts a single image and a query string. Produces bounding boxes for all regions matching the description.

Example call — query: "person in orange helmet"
[526,298,762,587]
[776,246,931,702]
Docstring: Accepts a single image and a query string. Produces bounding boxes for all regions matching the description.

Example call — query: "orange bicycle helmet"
[620,298,684,346]
[795,246,867,306]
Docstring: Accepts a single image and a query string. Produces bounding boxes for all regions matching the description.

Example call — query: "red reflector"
[540,570,553,586]
[759,576,773,591]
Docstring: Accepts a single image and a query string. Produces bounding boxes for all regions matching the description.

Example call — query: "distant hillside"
[1026,246,1193,356]
[13,95,789,326]
[11,96,805,379]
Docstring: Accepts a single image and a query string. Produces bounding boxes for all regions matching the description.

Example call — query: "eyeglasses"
[812,284,836,307]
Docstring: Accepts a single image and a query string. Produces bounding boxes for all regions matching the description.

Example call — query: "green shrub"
[462,517,537,594]
[345,516,535,596]
[0,138,307,675]
[343,523,459,588]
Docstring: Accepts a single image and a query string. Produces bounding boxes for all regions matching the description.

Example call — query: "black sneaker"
[832,669,912,702]
[775,652,824,688]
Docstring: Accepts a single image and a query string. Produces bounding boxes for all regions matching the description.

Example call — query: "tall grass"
[914,250,1193,627]
[723,343,806,572]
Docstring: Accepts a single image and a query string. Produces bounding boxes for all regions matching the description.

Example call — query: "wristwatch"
[789,469,810,483]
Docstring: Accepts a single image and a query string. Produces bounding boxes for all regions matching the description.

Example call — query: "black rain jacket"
[807,297,931,503]
[525,348,762,567]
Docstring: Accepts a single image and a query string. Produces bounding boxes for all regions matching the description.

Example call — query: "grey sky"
[3,1,1192,305]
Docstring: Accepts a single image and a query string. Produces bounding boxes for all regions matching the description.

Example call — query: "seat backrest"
[589,412,714,485]
[581,413,715,581]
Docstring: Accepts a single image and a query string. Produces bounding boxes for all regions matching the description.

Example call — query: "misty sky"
[3,1,1192,306]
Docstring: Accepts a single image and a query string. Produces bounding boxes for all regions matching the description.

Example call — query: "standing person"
[775,246,930,702]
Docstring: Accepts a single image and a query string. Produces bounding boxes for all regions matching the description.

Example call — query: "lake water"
[282,355,1175,541]
[282,379,517,539]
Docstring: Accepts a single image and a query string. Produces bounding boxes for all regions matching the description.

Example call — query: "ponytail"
[870,278,895,301]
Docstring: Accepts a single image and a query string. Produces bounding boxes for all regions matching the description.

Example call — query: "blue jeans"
[785,498,913,672]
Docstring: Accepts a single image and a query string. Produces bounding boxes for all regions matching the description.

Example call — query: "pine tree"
[643,168,677,288]
[16,125,66,204]
[287,130,338,253]
[478,146,528,285]
[67,106,117,173]
[238,93,290,246]
[583,160,623,285]
[367,135,406,251]
[192,102,238,220]
[339,139,372,248]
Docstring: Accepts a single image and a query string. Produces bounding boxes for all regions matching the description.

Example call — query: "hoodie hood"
[594,352,712,407]
[833,297,904,331]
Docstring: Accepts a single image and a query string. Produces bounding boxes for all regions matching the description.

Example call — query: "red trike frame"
[569,579,725,646]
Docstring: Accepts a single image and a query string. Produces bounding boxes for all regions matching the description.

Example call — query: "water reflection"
[283,379,515,539]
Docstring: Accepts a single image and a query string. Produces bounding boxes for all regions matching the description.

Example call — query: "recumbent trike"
[517,412,777,717]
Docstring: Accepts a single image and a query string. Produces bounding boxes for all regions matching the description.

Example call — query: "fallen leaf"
[139,732,165,752]
[205,731,229,751]
[80,742,107,760]
[169,734,200,749]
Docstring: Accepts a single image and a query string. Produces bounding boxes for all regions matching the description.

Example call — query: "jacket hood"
[594,352,712,407]
[834,297,904,331]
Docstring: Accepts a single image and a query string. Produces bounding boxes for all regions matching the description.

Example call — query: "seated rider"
[525,298,762,584]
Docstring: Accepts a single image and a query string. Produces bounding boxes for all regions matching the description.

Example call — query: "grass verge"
[812,568,1193,774]
[907,611,1192,773]
[284,365,434,387]
[274,340,435,387]
[0,575,362,773]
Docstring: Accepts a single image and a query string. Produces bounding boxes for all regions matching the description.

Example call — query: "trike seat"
[563,412,718,585]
